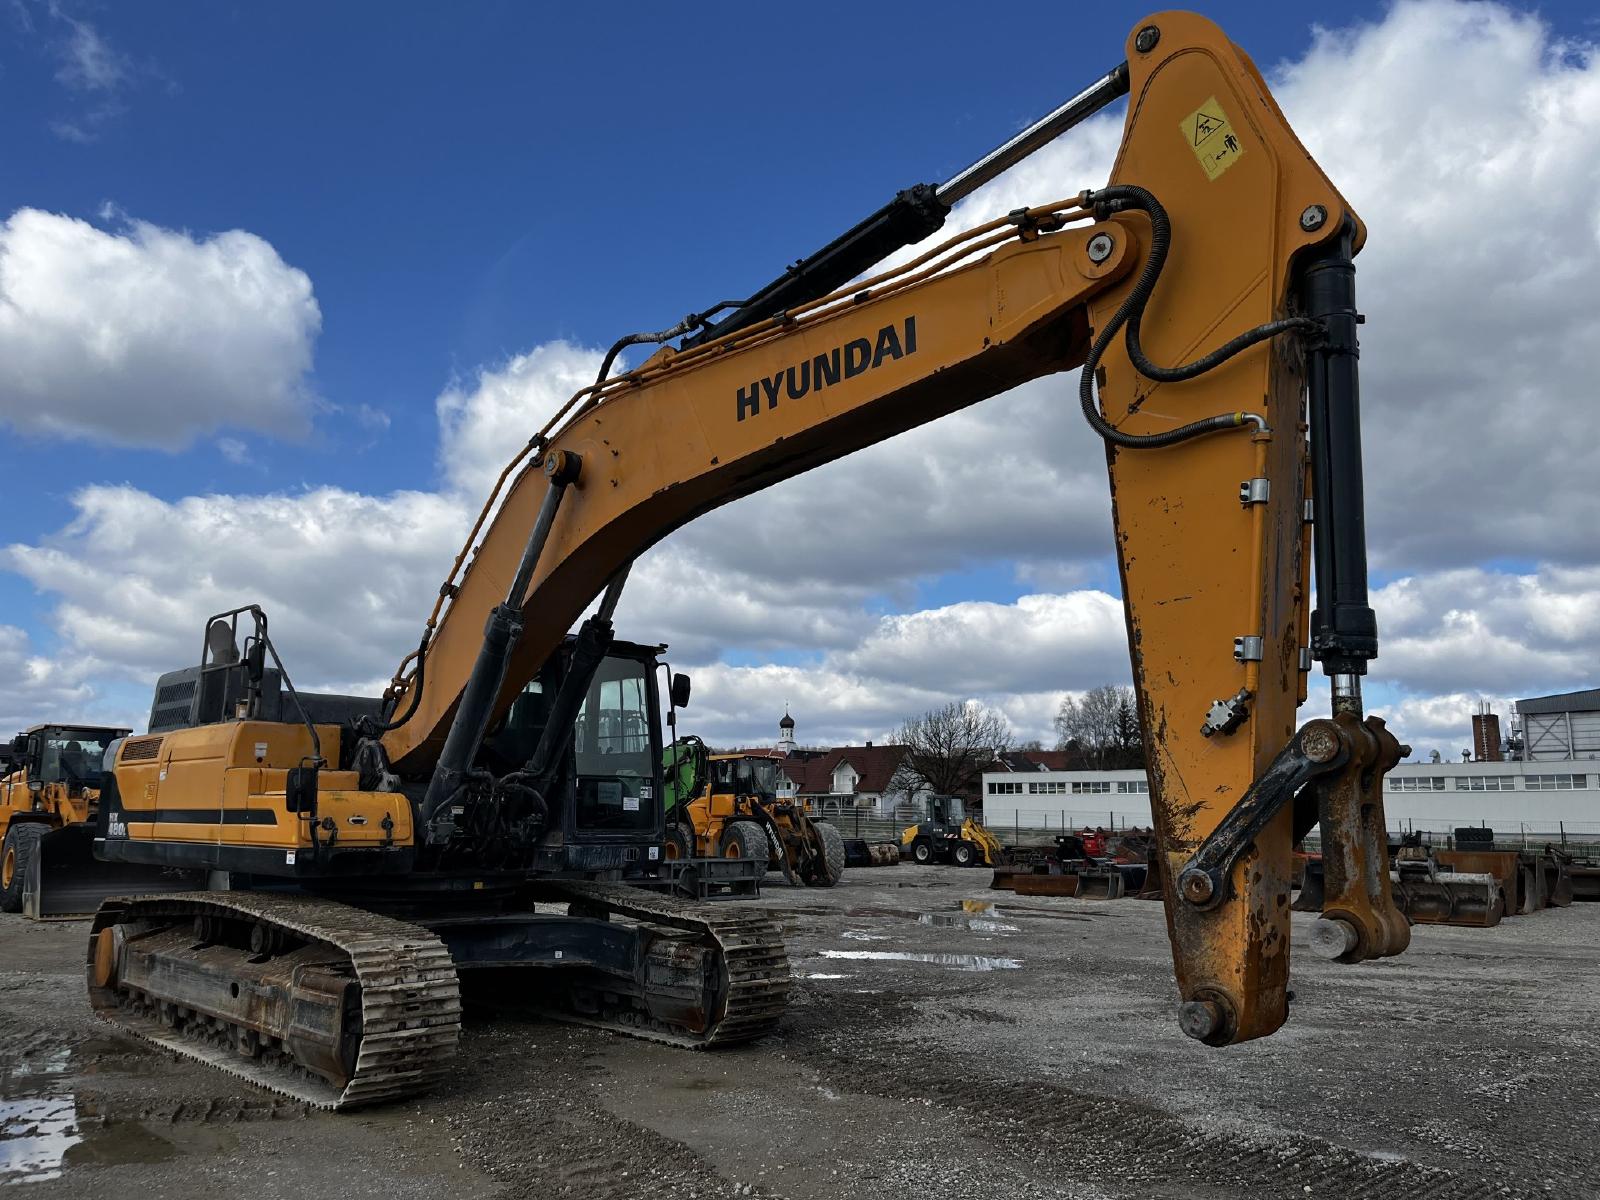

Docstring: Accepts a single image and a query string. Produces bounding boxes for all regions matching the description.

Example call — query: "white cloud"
[1272,0,1600,568]
[435,341,604,495]
[0,209,320,449]
[52,9,127,93]
[6,486,470,699]
[0,625,96,732]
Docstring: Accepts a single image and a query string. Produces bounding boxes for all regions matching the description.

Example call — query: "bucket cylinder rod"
[1303,221,1378,715]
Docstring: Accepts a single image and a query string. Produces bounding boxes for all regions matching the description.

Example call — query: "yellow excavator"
[662,737,846,886]
[84,11,1412,1109]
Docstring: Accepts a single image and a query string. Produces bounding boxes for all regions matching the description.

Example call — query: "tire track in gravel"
[782,990,1542,1200]
[443,1023,781,1199]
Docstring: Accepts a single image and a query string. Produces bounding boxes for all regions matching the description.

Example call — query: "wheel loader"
[901,797,1004,867]
[663,736,845,886]
[0,723,187,917]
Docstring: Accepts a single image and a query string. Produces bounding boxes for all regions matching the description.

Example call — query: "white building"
[981,759,1599,838]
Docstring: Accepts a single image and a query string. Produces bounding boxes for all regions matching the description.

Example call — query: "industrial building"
[1515,688,1600,761]
[982,758,1598,839]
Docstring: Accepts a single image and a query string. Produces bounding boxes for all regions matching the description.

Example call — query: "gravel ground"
[2,866,1596,1197]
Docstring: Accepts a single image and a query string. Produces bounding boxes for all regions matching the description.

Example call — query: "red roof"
[781,744,910,796]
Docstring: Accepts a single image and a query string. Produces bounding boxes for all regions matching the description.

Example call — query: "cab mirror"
[670,672,692,710]
[9,735,25,756]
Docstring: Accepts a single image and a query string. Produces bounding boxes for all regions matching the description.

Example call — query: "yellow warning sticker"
[1182,95,1244,182]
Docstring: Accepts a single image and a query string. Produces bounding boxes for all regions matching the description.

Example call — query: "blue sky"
[4,1,1599,753]
[2,0,1445,513]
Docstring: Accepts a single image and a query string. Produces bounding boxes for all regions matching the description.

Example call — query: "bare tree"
[892,701,1013,799]
[1054,685,1143,769]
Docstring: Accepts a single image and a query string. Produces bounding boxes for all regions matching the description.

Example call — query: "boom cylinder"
[418,452,581,839]
[1303,221,1378,711]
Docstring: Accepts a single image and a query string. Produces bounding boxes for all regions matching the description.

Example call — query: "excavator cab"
[485,637,669,852]
[710,755,779,802]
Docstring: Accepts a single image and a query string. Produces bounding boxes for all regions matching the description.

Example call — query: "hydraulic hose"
[363,633,430,735]
[1078,184,1322,449]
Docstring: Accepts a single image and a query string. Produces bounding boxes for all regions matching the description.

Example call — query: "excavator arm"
[377,11,1408,1045]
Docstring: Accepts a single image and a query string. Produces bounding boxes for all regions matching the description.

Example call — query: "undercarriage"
[87,883,788,1110]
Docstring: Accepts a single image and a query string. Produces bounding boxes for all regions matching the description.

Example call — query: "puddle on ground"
[818,949,1023,972]
[0,1096,80,1183]
[917,912,1020,933]
[801,973,852,980]
[0,1046,182,1183]
[840,929,889,942]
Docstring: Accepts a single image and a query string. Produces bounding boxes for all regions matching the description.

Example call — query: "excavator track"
[86,892,461,1111]
[533,880,789,1047]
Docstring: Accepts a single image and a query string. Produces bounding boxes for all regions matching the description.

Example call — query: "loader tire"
[1,823,45,914]
[953,841,976,867]
[720,820,768,867]
[664,824,694,862]
[912,839,933,865]
[807,821,847,888]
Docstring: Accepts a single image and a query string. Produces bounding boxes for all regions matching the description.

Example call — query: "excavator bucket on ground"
[1571,858,1600,902]
[1390,850,1504,928]
[1011,870,1125,900]
[1539,848,1573,908]
[989,865,1023,891]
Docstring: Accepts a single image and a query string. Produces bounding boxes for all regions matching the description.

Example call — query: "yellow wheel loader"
[900,796,1004,867]
[0,723,188,918]
[664,737,845,887]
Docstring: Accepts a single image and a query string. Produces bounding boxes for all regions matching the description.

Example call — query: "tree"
[1054,685,1144,769]
[1114,696,1146,769]
[892,700,1013,799]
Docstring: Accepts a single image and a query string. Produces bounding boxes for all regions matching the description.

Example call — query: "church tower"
[777,709,797,755]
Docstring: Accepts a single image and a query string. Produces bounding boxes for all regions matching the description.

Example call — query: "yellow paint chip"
[1182,95,1244,181]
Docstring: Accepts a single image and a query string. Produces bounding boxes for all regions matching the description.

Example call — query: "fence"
[808,805,1600,858]
[802,806,1150,848]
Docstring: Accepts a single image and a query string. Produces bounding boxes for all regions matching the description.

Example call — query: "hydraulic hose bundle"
[1078,184,1323,448]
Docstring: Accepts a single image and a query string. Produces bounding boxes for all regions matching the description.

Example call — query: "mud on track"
[3,866,1595,1197]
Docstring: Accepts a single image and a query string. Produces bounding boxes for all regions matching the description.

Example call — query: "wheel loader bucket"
[1540,850,1573,908]
[1074,870,1124,901]
[23,825,194,919]
[1571,862,1600,902]
[1012,868,1123,900]
[989,865,1023,891]
[1390,867,1504,928]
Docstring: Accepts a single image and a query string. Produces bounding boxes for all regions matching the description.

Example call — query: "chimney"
[1471,701,1503,763]
[865,740,873,749]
